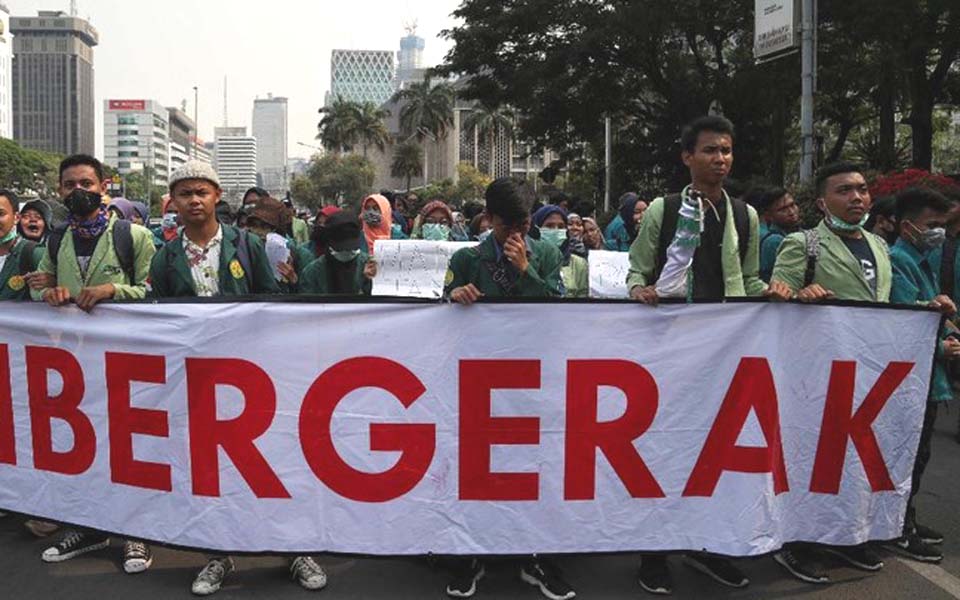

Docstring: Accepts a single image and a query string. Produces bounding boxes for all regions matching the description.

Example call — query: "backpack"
[801,228,821,288]
[654,193,751,283]
[17,240,38,276]
[47,220,136,284]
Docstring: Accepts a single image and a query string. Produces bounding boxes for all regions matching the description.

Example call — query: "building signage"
[754,0,799,60]
[109,100,146,111]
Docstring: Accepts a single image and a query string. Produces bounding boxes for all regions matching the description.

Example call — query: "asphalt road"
[3,410,960,599]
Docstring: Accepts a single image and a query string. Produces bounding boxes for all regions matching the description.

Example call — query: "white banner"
[588,250,630,298]
[0,301,939,556]
[372,240,476,298]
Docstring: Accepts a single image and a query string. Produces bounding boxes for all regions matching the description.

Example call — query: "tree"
[463,102,515,177]
[351,102,391,158]
[306,154,376,209]
[290,173,323,212]
[317,96,359,154]
[391,141,424,192]
[393,78,456,185]
[0,138,62,197]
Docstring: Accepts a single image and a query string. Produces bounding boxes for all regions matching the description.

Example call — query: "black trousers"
[904,402,939,535]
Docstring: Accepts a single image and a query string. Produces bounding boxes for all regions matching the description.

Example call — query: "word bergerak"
[0,345,913,503]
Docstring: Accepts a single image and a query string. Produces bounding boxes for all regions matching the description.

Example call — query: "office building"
[252,94,288,196]
[11,10,98,155]
[214,126,257,203]
[103,99,170,185]
[327,49,395,106]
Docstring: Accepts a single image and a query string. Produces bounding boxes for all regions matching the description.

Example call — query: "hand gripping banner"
[0,300,940,556]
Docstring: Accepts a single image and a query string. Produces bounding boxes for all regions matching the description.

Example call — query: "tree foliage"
[439,0,960,193]
[392,78,456,142]
[391,141,424,192]
[293,154,376,211]
[0,138,62,199]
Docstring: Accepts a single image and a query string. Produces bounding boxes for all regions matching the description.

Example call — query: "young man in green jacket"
[149,161,323,596]
[0,191,44,300]
[628,116,760,596]
[445,178,563,304]
[31,155,156,311]
[31,155,156,573]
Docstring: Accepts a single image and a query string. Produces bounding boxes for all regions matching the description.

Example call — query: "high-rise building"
[252,95,288,196]
[327,50,395,106]
[103,99,170,186]
[397,29,425,90]
[11,11,98,155]
[214,126,257,203]
[0,4,12,139]
[166,107,195,174]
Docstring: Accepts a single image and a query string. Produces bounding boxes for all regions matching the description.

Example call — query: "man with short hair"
[628,115,764,595]
[0,190,44,300]
[744,185,800,282]
[30,154,156,573]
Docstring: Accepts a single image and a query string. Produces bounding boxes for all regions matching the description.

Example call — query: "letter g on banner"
[299,357,435,503]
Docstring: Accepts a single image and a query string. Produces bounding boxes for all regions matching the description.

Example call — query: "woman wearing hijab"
[107,198,137,222]
[533,204,589,298]
[413,200,456,241]
[361,194,394,255]
[130,201,150,227]
[582,217,606,251]
[566,213,589,258]
[605,193,648,251]
[303,205,343,259]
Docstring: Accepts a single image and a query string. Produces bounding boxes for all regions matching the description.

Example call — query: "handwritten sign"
[373,240,477,298]
[588,250,630,299]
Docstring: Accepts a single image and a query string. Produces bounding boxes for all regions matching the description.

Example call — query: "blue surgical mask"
[0,228,16,245]
[162,213,179,230]
[540,228,567,247]
[330,248,361,263]
[910,224,947,252]
[824,207,868,233]
[477,229,492,242]
[422,223,451,241]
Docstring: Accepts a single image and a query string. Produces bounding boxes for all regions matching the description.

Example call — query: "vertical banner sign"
[755,0,798,60]
[0,301,939,556]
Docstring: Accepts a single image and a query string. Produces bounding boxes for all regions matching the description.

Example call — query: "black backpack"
[47,220,136,284]
[653,193,751,283]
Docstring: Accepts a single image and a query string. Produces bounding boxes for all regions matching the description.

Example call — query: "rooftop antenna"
[403,19,418,37]
[223,76,228,127]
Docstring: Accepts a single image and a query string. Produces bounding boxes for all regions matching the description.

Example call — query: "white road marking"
[896,557,960,598]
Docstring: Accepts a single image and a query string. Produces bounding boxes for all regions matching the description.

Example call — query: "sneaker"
[638,555,672,595]
[773,549,829,584]
[24,520,60,538]
[520,559,576,600]
[915,524,944,545]
[192,557,235,596]
[290,556,328,591]
[446,559,485,598]
[41,530,110,563]
[821,545,883,571]
[887,536,943,563]
[683,554,749,588]
[122,540,153,574]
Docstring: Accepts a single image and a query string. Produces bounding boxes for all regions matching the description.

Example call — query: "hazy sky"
[7,0,463,159]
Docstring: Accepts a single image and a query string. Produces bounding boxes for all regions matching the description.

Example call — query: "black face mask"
[64,189,103,217]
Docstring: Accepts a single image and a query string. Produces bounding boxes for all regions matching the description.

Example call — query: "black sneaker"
[915,524,944,545]
[773,549,829,584]
[638,555,672,595]
[520,559,576,600]
[446,559,485,598]
[887,535,943,563]
[684,554,749,588]
[821,545,883,571]
[41,530,110,563]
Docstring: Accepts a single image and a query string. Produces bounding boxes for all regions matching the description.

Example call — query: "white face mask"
[330,248,361,263]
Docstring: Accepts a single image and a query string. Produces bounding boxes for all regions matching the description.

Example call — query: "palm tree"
[391,140,424,193]
[464,102,515,178]
[392,78,455,184]
[351,102,391,158]
[317,96,358,154]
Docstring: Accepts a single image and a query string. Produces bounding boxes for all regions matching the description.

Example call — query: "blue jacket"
[758,222,787,283]
[890,238,952,403]
[604,215,630,252]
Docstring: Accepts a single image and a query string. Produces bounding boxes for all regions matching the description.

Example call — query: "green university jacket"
[300,254,372,296]
[0,238,44,301]
[771,220,892,302]
[32,215,156,301]
[148,225,280,298]
[626,195,766,297]
[562,253,589,298]
[444,234,563,298]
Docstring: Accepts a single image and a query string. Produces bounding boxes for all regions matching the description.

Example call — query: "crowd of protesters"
[0,114,957,599]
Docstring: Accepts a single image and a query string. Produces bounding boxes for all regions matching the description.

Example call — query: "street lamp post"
[799,0,817,184]
[193,86,199,160]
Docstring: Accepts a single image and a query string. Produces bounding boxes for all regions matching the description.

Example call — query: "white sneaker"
[122,540,153,574]
[192,557,234,596]
[290,556,328,590]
